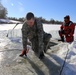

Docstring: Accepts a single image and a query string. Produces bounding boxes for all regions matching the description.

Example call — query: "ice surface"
[0,24,76,75]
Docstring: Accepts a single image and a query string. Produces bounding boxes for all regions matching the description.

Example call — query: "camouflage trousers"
[30,33,52,53]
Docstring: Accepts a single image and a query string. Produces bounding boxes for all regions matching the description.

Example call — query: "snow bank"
[0,19,10,23]
[62,41,76,75]
[0,19,21,24]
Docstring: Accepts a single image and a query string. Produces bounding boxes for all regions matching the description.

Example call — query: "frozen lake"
[0,23,76,40]
[0,24,61,39]
[0,24,76,75]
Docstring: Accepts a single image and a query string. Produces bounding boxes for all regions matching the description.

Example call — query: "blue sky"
[1,0,76,22]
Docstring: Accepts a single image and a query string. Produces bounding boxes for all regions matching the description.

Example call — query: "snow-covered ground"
[0,23,76,75]
[0,19,21,23]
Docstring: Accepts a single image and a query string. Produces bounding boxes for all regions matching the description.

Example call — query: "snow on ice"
[0,23,76,75]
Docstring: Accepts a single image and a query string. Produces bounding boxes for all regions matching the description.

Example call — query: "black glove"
[61,29,65,34]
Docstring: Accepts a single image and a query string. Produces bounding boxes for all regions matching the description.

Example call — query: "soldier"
[19,12,52,59]
[59,15,75,42]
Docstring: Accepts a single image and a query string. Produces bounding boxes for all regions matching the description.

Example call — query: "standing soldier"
[19,12,51,59]
[59,15,75,42]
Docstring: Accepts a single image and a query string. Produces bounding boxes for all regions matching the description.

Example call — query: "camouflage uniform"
[22,19,51,56]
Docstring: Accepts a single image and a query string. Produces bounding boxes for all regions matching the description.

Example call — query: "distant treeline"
[8,17,63,24]
[8,17,76,25]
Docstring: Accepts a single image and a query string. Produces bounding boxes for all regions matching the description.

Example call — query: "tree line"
[8,17,63,24]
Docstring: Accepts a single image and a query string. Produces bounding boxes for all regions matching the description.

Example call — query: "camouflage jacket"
[22,19,44,52]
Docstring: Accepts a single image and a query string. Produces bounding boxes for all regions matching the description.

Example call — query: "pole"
[6,23,19,37]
